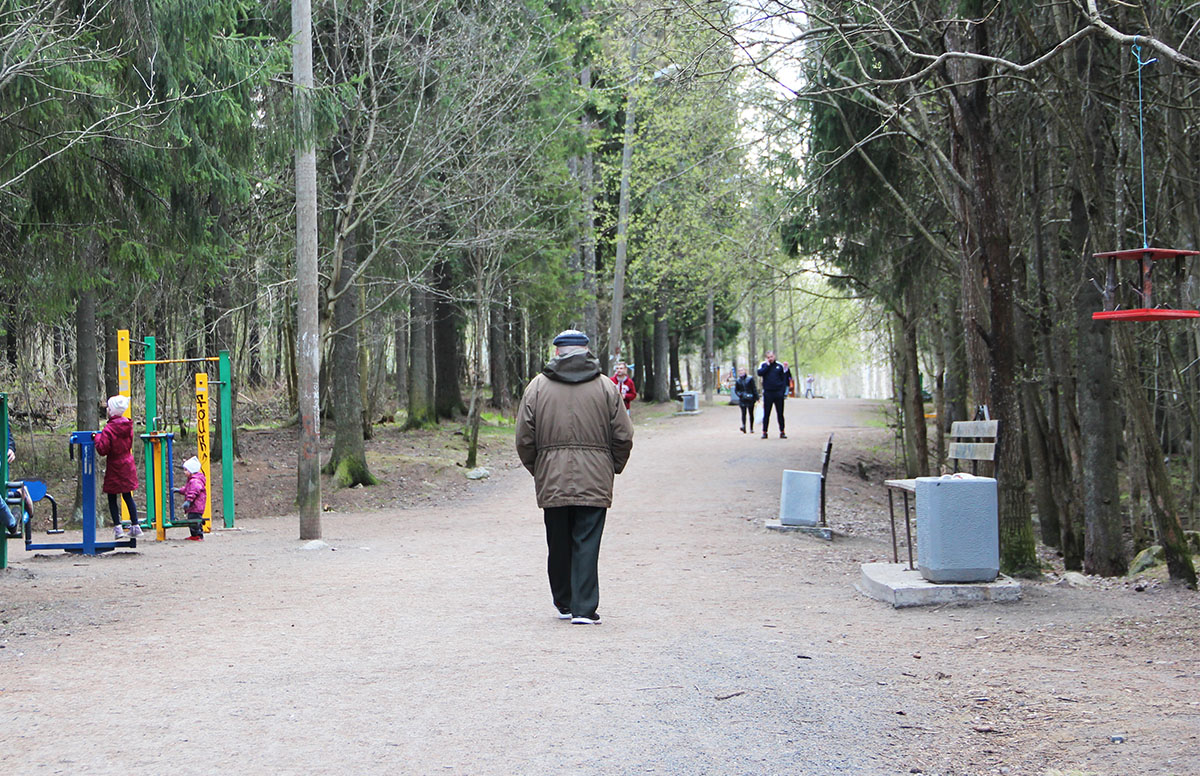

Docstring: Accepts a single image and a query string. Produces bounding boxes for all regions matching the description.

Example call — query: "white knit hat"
[107,395,130,418]
[183,456,201,474]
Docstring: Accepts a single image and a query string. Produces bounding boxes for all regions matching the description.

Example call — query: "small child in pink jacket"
[176,456,207,541]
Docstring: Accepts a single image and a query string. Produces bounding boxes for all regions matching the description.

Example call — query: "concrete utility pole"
[293,0,321,539]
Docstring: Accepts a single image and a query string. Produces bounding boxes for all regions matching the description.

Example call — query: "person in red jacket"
[610,362,637,413]
[94,395,142,540]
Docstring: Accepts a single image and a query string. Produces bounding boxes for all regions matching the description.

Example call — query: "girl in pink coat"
[176,456,207,541]
[94,395,142,539]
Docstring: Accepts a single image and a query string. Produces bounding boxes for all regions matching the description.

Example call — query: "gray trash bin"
[680,391,699,412]
[780,470,821,526]
[915,476,999,583]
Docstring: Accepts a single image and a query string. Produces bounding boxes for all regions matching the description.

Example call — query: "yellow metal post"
[195,373,211,532]
[153,438,166,542]
[118,329,131,524]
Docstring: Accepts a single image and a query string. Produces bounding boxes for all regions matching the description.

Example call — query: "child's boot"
[129,523,144,538]
[113,524,127,540]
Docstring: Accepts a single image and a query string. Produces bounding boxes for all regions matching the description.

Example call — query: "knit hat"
[183,456,201,474]
[553,329,589,347]
[107,395,130,418]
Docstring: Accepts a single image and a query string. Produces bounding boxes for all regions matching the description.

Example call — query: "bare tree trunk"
[405,284,435,428]
[748,293,757,369]
[294,0,321,539]
[102,315,118,400]
[73,285,101,527]
[488,301,511,412]
[608,38,638,366]
[636,320,652,401]
[579,60,599,342]
[895,312,928,478]
[946,10,1035,576]
[668,332,681,399]
[703,290,714,404]
[394,308,408,409]
[1117,329,1197,587]
[433,260,465,418]
[323,140,375,487]
[653,304,669,403]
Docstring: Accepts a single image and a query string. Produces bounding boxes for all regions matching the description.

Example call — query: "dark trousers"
[186,511,204,537]
[107,492,138,527]
[762,394,786,433]
[740,403,756,430]
[543,505,606,618]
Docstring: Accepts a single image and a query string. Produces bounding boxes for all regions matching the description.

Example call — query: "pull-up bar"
[129,357,220,366]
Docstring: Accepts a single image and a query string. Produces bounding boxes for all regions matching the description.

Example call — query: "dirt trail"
[1,399,1197,775]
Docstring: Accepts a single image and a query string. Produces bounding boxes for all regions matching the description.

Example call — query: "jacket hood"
[543,351,602,383]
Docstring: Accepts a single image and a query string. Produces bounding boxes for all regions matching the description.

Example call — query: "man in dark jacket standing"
[757,351,791,439]
[516,330,634,625]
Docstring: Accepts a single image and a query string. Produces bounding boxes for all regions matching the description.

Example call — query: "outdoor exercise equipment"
[15,430,138,557]
[1,394,68,568]
[140,430,192,541]
[119,330,235,537]
[1094,44,1200,321]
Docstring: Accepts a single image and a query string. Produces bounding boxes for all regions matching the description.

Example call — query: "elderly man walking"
[516,330,634,625]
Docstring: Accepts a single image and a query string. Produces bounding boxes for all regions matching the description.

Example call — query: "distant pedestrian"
[757,352,791,439]
[734,367,758,434]
[94,395,143,539]
[804,374,815,398]
[516,329,634,625]
[611,362,637,413]
[176,456,207,541]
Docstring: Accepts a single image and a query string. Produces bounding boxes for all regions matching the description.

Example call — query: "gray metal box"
[915,476,999,583]
[780,470,822,526]
[680,391,699,412]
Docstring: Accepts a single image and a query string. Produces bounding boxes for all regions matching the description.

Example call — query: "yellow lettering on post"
[195,373,211,533]
[118,329,131,524]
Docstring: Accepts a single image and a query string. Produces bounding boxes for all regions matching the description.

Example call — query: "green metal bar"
[219,350,234,528]
[142,337,157,528]
[1,392,8,569]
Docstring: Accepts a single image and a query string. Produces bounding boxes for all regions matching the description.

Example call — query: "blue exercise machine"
[17,432,137,556]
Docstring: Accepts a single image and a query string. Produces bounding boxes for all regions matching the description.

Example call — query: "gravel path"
[2,399,1197,775]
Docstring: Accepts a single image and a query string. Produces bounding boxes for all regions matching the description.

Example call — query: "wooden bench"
[883,420,999,568]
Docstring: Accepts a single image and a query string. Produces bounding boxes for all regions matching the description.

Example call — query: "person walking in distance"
[804,374,815,398]
[516,330,634,625]
[757,352,791,439]
[734,367,758,433]
[610,362,637,413]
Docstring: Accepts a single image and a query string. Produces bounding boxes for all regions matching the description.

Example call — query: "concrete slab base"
[857,562,1021,608]
[672,410,702,416]
[765,520,833,541]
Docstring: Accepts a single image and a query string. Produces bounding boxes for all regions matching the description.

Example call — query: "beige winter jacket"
[515,352,634,508]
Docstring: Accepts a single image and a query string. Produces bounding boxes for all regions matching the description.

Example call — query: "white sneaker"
[113,525,127,540]
[129,523,144,537]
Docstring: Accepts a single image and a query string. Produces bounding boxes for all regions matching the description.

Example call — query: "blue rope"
[1133,42,1157,250]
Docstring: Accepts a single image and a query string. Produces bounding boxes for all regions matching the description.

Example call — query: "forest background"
[1,1,1199,586]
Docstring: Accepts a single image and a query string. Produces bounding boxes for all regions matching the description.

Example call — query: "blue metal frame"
[24,431,136,555]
